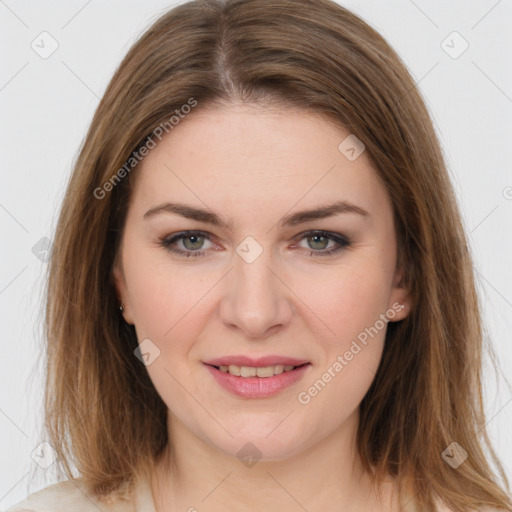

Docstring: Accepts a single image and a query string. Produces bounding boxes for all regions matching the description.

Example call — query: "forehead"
[130,103,390,224]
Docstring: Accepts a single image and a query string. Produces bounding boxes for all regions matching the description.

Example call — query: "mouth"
[203,361,312,398]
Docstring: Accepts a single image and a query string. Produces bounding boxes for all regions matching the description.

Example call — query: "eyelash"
[158,230,351,258]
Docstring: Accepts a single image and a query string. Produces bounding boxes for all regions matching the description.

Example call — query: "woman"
[7,0,511,510]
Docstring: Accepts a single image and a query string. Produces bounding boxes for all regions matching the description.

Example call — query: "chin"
[203,419,312,463]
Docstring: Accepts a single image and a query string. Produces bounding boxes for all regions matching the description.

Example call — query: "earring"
[120,300,125,312]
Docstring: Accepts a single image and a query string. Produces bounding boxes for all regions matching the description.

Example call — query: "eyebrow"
[143,200,370,229]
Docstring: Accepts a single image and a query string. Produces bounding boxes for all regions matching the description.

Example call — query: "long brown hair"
[42,0,511,509]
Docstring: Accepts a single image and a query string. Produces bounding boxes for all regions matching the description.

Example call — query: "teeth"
[217,364,300,378]
[273,365,284,375]
[240,366,256,377]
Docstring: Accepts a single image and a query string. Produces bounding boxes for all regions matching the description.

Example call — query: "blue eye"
[159,230,351,258]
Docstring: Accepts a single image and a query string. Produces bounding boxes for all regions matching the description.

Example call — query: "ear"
[386,265,412,322]
[112,262,135,325]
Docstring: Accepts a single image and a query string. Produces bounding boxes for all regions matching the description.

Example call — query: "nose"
[218,241,294,340]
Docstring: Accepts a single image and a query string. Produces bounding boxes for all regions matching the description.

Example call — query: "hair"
[42,0,511,510]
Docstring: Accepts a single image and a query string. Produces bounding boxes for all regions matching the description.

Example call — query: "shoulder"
[4,479,136,512]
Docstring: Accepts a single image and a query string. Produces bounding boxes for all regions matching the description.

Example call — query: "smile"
[216,363,305,377]
[204,362,311,398]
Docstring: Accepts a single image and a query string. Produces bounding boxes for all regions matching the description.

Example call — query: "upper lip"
[204,355,310,368]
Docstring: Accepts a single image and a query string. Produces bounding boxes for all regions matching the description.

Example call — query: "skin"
[113,102,412,511]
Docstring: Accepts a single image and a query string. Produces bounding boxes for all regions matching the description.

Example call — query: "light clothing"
[3,474,467,512]
[4,474,157,512]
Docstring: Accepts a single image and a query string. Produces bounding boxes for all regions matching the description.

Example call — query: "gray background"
[1,0,511,507]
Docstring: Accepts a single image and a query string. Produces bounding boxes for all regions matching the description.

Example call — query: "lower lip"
[204,363,311,398]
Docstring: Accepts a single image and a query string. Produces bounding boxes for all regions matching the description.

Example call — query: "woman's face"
[114,102,410,461]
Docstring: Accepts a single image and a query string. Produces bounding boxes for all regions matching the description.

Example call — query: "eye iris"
[183,235,204,250]
[308,234,328,250]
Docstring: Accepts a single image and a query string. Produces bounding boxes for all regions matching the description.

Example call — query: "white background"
[1,0,511,508]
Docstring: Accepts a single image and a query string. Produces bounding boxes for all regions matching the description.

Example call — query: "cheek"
[295,267,389,421]
[294,261,391,410]
[124,243,211,346]
[125,255,211,409]
[301,260,393,347]
[296,342,383,434]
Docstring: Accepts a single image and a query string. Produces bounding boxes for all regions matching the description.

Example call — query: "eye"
[159,230,351,258]
[159,231,214,257]
[294,230,351,257]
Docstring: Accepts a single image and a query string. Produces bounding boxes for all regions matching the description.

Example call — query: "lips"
[205,362,311,398]
[203,355,310,367]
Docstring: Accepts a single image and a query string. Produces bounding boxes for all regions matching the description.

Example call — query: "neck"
[151,408,400,511]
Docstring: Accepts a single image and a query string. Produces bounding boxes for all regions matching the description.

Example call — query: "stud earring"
[120,300,125,312]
